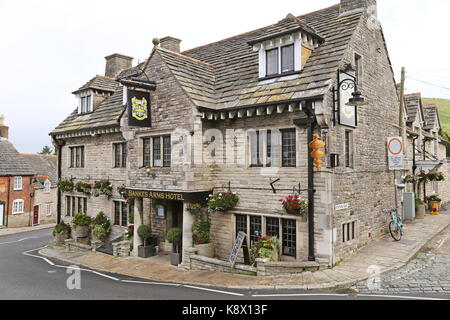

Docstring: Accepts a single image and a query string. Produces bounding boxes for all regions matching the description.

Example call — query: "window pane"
[163,136,171,167]
[281,45,294,73]
[266,48,279,76]
[114,202,121,226]
[121,202,128,226]
[86,96,92,112]
[114,144,121,168]
[121,143,127,168]
[66,196,71,216]
[153,137,161,167]
[249,131,262,167]
[249,216,262,247]
[282,219,296,257]
[235,214,247,234]
[143,138,151,167]
[81,147,85,168]
[345,131,352,168]
[282,129,296,167]
[266,217,280,237]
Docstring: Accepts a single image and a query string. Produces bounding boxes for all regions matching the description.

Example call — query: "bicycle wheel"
[389,221,402,241]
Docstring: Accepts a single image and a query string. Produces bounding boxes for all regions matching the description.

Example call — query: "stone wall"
[326,13,400,262]
[34,187,57,225]
[60,132,128,240]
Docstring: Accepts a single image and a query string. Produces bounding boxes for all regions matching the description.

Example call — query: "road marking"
[122,280,181,287]
[252,293,349,298]
[92,271,119,281]
[357,294,448,301]
[0,236,40,245]
[183,285,245,297]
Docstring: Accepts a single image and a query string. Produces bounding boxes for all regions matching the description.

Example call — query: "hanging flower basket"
[75,181,92,196]
[93,180,113,198]
[187,203,203,214]
[57,180,74,193]
[207,192,239,213]
[279,194,307,216]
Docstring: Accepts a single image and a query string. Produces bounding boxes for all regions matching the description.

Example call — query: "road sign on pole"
[387,137,404,170]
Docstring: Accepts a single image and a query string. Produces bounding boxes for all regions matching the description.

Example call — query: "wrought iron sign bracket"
[332,68,358,127]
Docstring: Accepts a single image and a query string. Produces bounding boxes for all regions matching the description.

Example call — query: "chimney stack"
[339,0,377,17]
[159,36,182,53]
[105,53,134,78]
[0,115,9,140]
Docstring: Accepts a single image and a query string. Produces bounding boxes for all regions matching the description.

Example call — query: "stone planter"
[170,252,182,266]
[55,232,69,243]
[195,243,214,258]
[416,204,426,219]
[73,225,90,238]
[138,245,155,258]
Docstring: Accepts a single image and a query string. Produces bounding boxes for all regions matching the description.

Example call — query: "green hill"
[422,98,450,135]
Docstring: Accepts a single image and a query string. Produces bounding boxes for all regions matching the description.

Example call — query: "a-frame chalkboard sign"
[229,231,251,268]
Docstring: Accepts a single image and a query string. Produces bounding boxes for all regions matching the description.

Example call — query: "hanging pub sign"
[127,89,151,127]
[339,72,357,128]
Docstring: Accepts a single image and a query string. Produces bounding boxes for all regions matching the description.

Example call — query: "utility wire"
[406,76,450,92]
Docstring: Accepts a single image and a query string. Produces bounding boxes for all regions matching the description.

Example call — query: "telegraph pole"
[397,67,406,215]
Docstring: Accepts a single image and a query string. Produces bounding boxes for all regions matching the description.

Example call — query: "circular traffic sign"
[388,138,403,155]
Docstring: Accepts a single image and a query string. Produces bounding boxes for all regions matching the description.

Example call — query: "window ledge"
[12,212,24,215]
[258,70,301,82]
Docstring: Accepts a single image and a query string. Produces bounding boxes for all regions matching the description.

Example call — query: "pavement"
[0,223,55,237]
[39,211,450,291]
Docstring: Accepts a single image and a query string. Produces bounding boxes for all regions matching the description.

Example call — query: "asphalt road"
[0,228,448,301]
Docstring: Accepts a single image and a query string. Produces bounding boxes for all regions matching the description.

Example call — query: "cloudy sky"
[0,0,449,153]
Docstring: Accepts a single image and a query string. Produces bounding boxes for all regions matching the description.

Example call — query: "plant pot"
[195,243,214,258]
[55,233,69,243]
[138,245,155,258]
[91,233,104,243]
[170,252,182,266]
[285,209,302,216]
[416,204,426,219]
[73,225,90,238]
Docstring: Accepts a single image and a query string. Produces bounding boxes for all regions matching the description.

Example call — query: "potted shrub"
[415,198,426,219]
[279,194,307,216]
[207,192,239,213]
[52,222,71,243]
[72,212,91,238]
[91,212,111,242]
[167,227,183,266]
[192,216,214,258]
[249,234,280,265]
[137,224,154,258]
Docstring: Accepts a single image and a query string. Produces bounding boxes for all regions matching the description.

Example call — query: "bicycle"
[386,208,403,241]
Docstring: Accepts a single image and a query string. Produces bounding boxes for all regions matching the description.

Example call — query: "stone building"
[403,92,450,203]
[52,0,412,268]
[22,154,58,225]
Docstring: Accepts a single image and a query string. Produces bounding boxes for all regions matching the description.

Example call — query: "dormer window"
[78,93,93,114]
[250,14,324,81]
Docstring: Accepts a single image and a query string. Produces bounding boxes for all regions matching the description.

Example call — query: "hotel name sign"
[125,189,212,203]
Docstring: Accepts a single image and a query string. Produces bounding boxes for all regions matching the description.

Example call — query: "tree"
[38,145,54,155]
[439,129,450,157]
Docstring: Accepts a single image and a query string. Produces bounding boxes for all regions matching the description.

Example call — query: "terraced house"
[52,0,407,270]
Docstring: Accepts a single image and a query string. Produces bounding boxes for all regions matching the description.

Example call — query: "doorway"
[33,205,39,226]
[171,202,183,229]
[0,203,5,227]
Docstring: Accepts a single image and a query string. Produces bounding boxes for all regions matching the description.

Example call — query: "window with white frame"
[12,199,24,214]
[13,176,22,190]
[46,204,52,216]
[44,180,51,193]
[257,36,303,79]
[78,94,93,114]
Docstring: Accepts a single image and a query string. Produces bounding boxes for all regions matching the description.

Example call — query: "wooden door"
[33,205,39,226]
